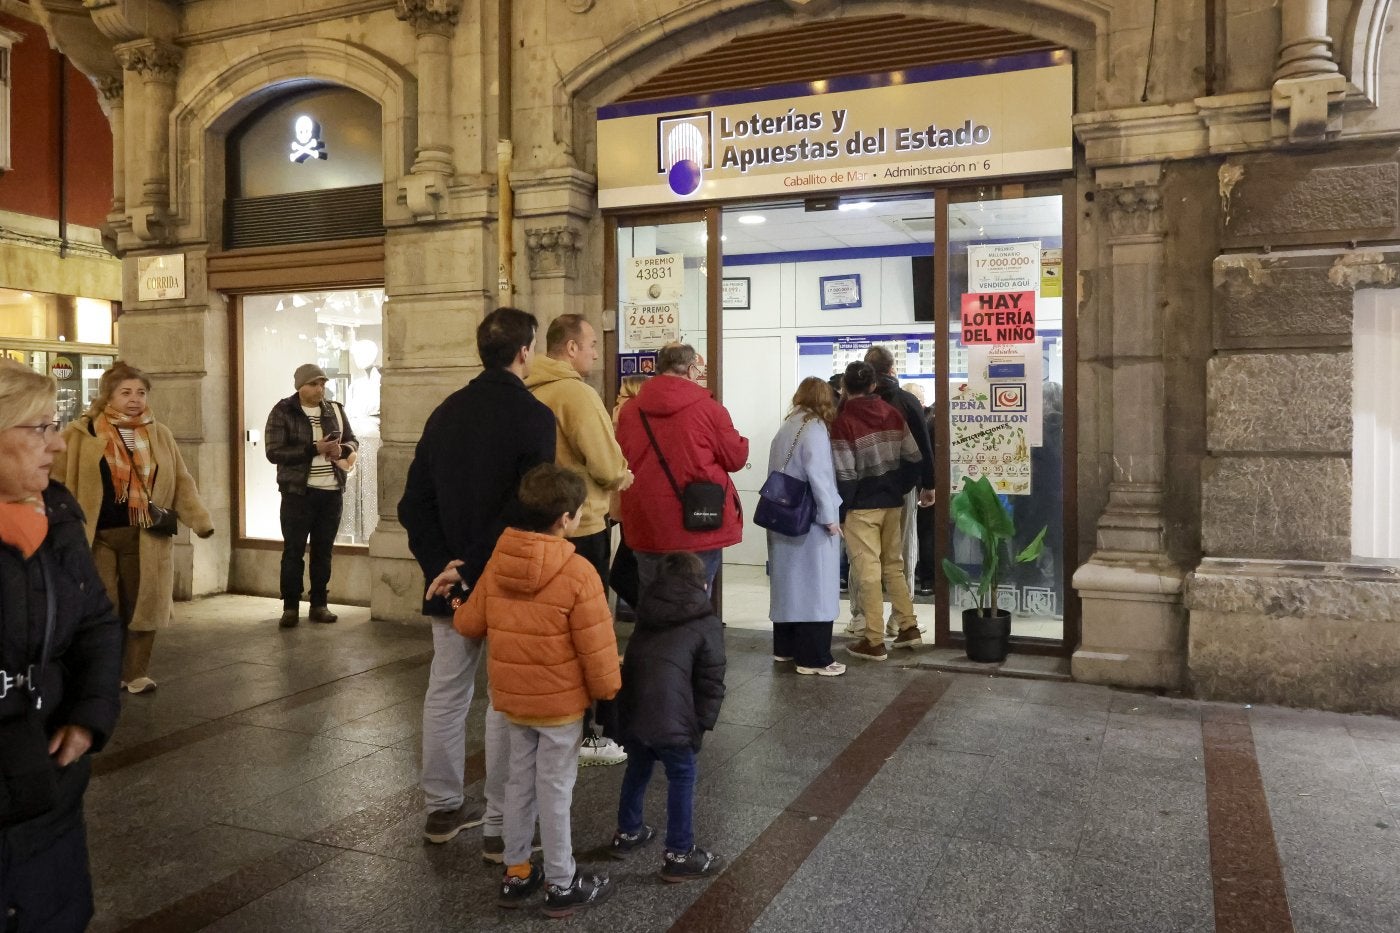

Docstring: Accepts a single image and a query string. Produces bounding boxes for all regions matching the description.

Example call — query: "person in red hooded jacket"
[615,344,748,596]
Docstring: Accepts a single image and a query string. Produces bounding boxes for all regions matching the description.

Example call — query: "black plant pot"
[963,607,1012,663]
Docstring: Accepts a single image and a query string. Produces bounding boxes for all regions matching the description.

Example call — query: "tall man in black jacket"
[397,307,556,854]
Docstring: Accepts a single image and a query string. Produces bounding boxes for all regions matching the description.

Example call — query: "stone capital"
[525,225,582,280]
[114,38,181,81]
[1096,165,1164,240]
[97,75,124,103]
[394,0,461,37]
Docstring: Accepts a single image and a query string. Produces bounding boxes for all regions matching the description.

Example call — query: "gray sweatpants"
[421,620,508,833]
[504,718,583,887]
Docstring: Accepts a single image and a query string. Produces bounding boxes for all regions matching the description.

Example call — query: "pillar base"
[369,523,432,623]
[1071,557,1186,690]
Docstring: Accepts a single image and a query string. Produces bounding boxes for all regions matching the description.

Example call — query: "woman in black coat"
[611,552,726,881]
[0,359,123,932]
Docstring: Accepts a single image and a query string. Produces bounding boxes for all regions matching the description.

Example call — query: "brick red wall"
[0,13,113,229]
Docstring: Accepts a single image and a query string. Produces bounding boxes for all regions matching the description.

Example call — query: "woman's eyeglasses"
[13,421,62,439]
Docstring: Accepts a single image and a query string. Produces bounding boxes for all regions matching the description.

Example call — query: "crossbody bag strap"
[638,411,684,503]
[778,419,808,472]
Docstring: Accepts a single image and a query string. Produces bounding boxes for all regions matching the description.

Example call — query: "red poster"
[959,291,1037,344]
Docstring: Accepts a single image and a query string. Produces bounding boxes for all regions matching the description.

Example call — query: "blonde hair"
[617,375,648,401]
[0,358,58,433]
[789,376,837,425]
[88,360,151,417]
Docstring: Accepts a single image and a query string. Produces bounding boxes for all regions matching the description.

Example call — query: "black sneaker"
[609,825,656,859]
[543,871,615,919]
[498,863,543,909]
[279,609,299,628]
[660,845,723,882]
[482,830,543,865]
[422,800,485,844]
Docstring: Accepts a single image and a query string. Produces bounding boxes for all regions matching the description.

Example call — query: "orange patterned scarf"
[0,498,48,558]
[95,406,158,527]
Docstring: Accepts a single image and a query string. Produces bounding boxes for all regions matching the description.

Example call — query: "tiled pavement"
[84,595,1400,932]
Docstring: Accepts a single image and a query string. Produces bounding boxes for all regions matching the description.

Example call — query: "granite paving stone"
[214,746,421,840]
[201,850,431,932]
[750,815,950,933]
[72,593,1400,932]
[1064,854,1214,933]
[918,838,1075,932]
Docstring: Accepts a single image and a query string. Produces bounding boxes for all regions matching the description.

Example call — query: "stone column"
[1271,0,1345,142]
[396,0,461,219]
[97,76,126,220]
[114,39,181,242]
[1072,163,1187,690]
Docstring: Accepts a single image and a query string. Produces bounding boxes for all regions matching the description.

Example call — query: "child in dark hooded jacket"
[610,551,726,881]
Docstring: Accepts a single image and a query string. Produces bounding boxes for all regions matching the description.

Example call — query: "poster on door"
[621,302,680,350]
[967,241,1041,293]
[951,342,1043,495]
[626,255,683,303]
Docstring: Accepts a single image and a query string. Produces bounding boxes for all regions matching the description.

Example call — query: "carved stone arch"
[558,0,1110,173]
[1343,0,1391,105]
[170,38,417,244]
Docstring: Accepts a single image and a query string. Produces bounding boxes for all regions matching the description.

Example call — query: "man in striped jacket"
[829,361,924,661]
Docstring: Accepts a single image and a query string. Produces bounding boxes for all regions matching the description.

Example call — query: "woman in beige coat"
[50,361,214,694]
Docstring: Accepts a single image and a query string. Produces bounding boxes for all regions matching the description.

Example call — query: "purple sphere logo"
[664,122,705,198]
[668,160,702,196]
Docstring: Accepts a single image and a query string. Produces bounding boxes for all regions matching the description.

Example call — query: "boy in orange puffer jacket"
[455,463,622,918]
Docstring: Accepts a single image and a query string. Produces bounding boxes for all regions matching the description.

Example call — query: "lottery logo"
[656,112,712,197]
[990,384,1027,412]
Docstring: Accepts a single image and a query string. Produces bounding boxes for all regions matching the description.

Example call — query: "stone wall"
[1189,143,1400,712]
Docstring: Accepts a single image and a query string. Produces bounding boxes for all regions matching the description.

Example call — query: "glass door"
[939,182,1070,648]
[608,210,719,394]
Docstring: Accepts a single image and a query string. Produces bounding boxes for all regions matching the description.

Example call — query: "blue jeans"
[617,743,697,854]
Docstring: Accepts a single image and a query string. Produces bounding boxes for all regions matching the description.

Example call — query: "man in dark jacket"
[397,307,556,854]
[830,361,923,662]
[850,345,935,638]
[263,364,359,628]
[612,552,725,881]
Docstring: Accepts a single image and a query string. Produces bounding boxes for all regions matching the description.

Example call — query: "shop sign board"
[50,356,74,380]
[597,52,1072,208]
[137,253,186,301]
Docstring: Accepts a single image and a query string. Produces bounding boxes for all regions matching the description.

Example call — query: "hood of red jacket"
[634,374,713,417]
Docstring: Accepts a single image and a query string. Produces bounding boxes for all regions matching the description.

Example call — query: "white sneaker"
[884,618,900,638]
[125,677,157,694]
[579,735,627,767]
[843,619,865,636]
[796,662,847,677]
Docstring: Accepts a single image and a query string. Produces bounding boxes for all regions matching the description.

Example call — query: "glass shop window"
[240,288,383,546]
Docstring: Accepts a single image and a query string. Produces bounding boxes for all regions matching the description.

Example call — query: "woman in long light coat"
[50,361,214,695]
[767,377,845,676]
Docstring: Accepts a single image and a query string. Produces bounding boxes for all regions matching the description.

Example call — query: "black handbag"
[639,412,727,532]
[754,420,816,537]
[119,436,179,536]
[0,555,60,829]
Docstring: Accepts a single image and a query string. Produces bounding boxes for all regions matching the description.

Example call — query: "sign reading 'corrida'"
[596,51,1072,208]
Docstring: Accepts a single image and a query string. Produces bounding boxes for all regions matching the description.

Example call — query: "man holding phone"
[264,362,359,628]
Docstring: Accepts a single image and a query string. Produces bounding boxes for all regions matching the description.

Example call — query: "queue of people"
[0,308,946,925]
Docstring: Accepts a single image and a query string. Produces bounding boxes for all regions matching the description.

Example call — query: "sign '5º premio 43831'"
[597,51,1072,208]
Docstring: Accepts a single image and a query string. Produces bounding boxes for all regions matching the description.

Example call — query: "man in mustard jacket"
[526,314,633,766]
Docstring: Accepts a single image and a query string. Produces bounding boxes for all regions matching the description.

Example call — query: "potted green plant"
[941,474,1047,662]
